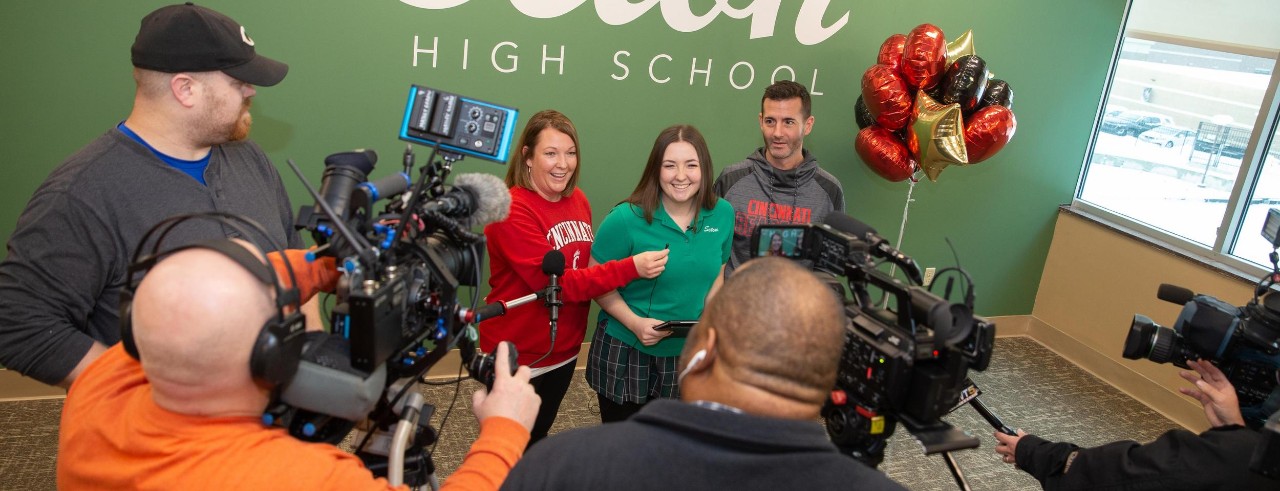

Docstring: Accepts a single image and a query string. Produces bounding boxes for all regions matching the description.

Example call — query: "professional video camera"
[1124,210,1280,429]
[266,85,521,488]
[750,213,999,476]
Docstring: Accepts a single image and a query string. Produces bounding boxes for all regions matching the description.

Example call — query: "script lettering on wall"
[400,0,850,45]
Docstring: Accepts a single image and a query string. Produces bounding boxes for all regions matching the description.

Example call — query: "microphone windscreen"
[1156,283,1195,305]
[452,173,512,228]
[823,212,878,241]
[542,250,566,276]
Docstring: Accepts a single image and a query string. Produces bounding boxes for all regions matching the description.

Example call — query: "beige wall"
[1030,208,1258,431]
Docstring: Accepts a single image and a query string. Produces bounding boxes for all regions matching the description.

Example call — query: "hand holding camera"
[470,342,540,432]
[1179,359,1245,428]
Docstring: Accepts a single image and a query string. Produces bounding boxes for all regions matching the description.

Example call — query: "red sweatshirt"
[482,187,638,368]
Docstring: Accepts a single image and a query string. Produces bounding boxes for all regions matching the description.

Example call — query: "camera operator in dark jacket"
[994,359,1276,490]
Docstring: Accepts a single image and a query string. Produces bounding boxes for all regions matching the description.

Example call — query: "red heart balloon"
[861,64,913,131]
[856,126,917,182]
[877,34,906,74]
[964,105,1017,163]
[901,23,947,91]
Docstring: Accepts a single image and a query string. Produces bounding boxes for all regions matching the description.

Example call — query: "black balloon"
[941,54,988,114]
[981,79,1014,111]
[924,83,945,104]
[855,95,875,129]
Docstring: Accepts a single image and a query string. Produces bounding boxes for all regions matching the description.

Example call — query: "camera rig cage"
[267,85,519,489]
[751,213,1007,487]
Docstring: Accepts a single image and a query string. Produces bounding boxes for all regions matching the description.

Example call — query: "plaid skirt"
[585,319,681,405]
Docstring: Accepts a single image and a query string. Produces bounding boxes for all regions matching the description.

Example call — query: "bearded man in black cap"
[0,3,307,388]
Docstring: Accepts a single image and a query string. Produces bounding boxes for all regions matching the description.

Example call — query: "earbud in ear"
[678,348,708,382]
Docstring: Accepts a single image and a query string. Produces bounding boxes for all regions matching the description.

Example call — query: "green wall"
[0,1,1125,316]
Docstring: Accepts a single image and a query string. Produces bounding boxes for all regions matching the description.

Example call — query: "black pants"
[527,361,577,448]
[596,393,646,423]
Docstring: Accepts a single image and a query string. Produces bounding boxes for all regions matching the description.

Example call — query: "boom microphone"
[1157,283,1195,305]
[823,212,924,285]
[419,173,512,229]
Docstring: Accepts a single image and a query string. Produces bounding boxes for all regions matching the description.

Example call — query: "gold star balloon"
[946,29,976,66]
[908,91,969,182]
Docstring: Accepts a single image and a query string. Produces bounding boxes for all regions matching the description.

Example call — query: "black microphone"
[542,250,566,326]
[528,250,567,367]
[823,212,924,285]
[419,173,512,229]
[1157,283,1196,305]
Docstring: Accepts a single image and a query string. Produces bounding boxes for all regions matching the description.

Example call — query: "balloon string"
[879,173,918,308]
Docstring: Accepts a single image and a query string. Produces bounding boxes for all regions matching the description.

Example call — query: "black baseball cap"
[131,2,288,86]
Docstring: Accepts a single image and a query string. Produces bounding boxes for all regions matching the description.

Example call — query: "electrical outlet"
[922,267,936,287]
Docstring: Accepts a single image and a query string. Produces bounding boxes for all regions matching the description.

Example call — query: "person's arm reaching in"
[485,204,668,303]
[267,249,340,332]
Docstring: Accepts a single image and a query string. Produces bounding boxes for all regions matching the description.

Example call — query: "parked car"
[1138,126,1193,148]
[1100,111,1175,137]
[1103,105,1128,118]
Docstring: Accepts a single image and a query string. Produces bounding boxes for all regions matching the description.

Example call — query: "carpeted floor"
[0,337,1181,490]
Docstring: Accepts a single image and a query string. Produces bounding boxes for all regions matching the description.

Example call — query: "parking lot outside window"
[1075,0,1280,274]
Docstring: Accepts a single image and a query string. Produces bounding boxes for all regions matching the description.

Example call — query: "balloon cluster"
[854,25,1017,182]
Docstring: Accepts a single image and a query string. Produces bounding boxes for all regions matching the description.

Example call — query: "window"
[1075,0,1280,274]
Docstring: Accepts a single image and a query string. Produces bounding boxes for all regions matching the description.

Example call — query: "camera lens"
[1123,314,1158,360]
[1124,314,1180,363]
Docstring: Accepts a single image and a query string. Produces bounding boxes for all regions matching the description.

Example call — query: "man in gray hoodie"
[713,80,846,275]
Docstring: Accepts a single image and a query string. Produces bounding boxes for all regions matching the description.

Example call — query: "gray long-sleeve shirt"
[0,129,300,384]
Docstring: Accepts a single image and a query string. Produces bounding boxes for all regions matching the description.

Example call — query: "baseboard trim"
[0,370,66,401]
[1015,315,1203,431]
[987,315,1030,337]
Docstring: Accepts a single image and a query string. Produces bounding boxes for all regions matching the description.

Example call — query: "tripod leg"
[941,451,973,491]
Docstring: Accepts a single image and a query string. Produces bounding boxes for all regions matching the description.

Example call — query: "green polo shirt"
[592,198,733,357]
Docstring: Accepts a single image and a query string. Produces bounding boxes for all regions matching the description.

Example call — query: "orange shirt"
[58,345,528,490]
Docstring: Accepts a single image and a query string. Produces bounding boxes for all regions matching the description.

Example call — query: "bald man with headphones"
[57,238,540,490]
[501,257,905,490]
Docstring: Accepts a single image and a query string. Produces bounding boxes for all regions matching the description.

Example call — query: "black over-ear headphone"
[119,212,307,388]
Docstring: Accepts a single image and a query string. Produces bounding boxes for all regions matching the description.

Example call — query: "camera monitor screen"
[754,226,806,258]
[399,84,518,163]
